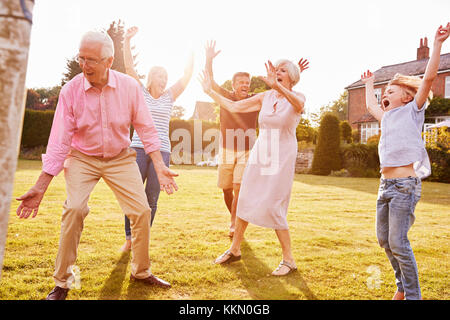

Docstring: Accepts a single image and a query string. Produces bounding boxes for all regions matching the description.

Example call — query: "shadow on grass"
[295,174,450,206]
[98,250,169,300]
[125,278,165,300]
[223,240,317,300]
[98,251,131,300]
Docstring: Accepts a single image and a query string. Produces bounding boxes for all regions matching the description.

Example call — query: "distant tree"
[328,91,348,121]
[25,89,41,109]
[171,105,185,119]
[296,118,317,144]
[249,76,271,93]
[311,113,342,175]
[340,120,353,144]
[220,76,271,95]
[308,110,322,127]
[46,95,59,110]
[25,86,61,110]
[426,96,450,118]
[221,80,232,91]
[61,57,82,86]
[314,91,348,124]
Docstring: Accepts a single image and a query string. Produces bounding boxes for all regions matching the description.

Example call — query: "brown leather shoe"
[45,286,69,300]
[130,274,171,288]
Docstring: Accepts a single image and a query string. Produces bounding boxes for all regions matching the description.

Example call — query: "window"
[360,122,380,143]
[374,88,382,106]
[445,76,450,98]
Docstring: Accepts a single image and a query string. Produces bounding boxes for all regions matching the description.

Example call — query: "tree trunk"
[0,0,34,280]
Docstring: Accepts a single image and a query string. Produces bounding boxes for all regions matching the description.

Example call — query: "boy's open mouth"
[383,100,390,108]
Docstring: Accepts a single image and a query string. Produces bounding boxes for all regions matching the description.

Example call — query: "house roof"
[353,112,378,124]
[346,53,450,90]
[190,101,216,121]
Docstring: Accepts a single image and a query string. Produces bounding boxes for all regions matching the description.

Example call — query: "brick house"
[346,38,450,143]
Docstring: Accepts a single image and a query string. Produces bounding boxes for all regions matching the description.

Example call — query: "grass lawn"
[1,159,449,300]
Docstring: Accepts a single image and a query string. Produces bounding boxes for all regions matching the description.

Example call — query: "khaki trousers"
[53,148,152,288]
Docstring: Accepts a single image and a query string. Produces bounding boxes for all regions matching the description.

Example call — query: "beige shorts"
[217,148,250,189]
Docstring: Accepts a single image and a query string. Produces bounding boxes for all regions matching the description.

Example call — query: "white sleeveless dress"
[236,90,302,230]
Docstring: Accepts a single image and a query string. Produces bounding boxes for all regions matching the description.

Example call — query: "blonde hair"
[388,73,433,101]
[274,59,300,87]
[146,66,168,90]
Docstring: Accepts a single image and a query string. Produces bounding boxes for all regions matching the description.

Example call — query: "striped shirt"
[130,86,173,153]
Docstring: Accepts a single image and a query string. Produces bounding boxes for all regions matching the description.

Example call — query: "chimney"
[417,37,429,60]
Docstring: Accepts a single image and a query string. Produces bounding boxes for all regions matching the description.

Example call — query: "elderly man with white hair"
[16,31,178,300]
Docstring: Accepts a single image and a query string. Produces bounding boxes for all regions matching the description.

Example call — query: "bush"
[366,133,380,145]
[311,114,342,175]
[340,121,352,144]
[427,146,450,183]
[341,143,380,178]
[352,129,360,143]
[426,96,450,118]
[21,109,55,148]
[425,127,450,150]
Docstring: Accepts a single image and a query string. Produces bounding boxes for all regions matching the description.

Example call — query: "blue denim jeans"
[376,176,422,300]
[124,148,171,240]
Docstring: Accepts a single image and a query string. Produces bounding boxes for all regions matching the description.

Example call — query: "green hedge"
[340,143,380,178]
[340,143,449,182]
[21,109,55,148]
[20,109,220,153]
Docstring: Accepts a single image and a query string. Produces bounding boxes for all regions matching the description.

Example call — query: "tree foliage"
[340,120,352,143]
[311,114,342,175]
[310,91,348,126]
[220,76,271,95]
[341,143,380,178]
[25,86,61,110]
[61,58,82,86]
[426,96,450,117]
[296,118,317,144]
[249,76,271,93]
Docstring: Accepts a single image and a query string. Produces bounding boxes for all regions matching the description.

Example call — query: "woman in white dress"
[199,59,305,276]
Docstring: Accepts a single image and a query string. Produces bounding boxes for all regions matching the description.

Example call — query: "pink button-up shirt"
[42,70,161,176]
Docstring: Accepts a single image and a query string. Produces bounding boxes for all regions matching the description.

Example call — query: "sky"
[25,0,450,119]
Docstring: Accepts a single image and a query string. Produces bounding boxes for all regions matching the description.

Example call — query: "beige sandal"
[271,260,297,276]
[214,250,241,264]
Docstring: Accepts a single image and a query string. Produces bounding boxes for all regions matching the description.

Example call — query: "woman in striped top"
[121,26,194,251]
